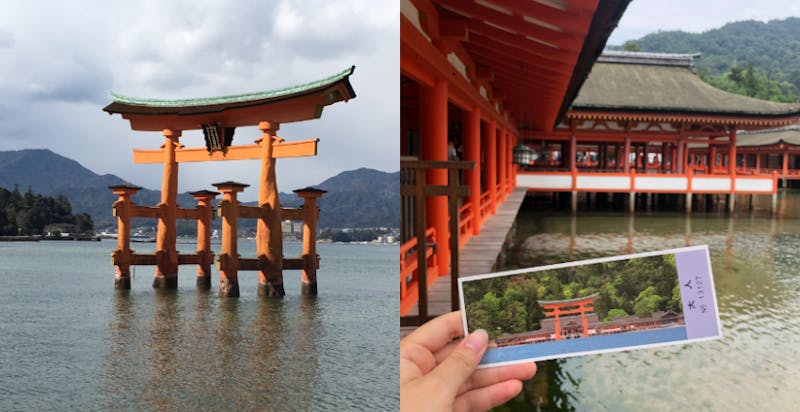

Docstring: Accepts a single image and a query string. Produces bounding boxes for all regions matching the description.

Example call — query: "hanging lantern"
[513,143,533,166]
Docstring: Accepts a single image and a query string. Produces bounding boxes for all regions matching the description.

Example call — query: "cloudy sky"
[0,0,397,201]
[609,0,800,45]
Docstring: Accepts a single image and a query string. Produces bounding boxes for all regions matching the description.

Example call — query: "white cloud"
[609,0,800,44]
[0,0,398,201]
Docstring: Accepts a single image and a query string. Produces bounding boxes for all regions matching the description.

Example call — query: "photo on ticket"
[458,245,721,368]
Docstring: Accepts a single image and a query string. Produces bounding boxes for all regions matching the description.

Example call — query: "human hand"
[400,311,537,412]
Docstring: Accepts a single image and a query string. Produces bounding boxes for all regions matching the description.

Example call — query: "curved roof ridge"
[599,50,702,68]
[571,59,800,119]
[109,66,355,108]
[739,124,800,135]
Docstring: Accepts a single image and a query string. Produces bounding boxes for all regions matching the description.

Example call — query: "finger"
[426,329,489,396]
[459,363,537,395]
[399,341,438,382]
[453,380,524,412]
[401,311,465,354]
[432,338,461,365]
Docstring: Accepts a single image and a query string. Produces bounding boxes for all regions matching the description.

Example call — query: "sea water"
[496,202,800,411]
[0,240,398,411]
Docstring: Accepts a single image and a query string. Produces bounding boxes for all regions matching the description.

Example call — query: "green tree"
[606,308,629,321]
[633,286,664,317]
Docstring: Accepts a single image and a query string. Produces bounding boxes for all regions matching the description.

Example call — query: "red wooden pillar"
[553,309,562,340]
[756,152,761,173]
[486,120,497,214]
[498,129,507,201]
[295,187,326,296]
[709,145,717,174]
[110,184,141,289]
[215,181,248,297]
[420,80,450,277]
[191,190,218,290]
[465,107,481,235]
[569,132,577,172]
[623,135,631,173]
[154,129,181,289]
[511,134,518,190]
[729,129,738,175]
[256,121,285,297]
[671,144,677,172]
[581,307,589,338]
[783,151,789,176]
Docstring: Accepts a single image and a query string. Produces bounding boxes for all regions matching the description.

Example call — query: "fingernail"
[463,329,488,353]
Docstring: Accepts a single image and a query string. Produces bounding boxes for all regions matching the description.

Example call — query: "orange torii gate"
[539,294,598,340]
[105,67,355,297]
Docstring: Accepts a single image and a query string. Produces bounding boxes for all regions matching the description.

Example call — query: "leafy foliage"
[0,186,93,235]
[613,17,800,102]
[463,255,680,339]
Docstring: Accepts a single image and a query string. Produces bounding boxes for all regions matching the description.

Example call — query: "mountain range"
[612,17,800,98]
[0,149,398,229]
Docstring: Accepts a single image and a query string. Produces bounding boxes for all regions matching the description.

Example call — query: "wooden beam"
[133,139,318,164]
[281,208,303,221]
[439,17,468,41]
[436,0,585,52]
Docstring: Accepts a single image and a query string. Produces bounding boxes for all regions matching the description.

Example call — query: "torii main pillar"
[154,129,181,289]
[257,121,285,296]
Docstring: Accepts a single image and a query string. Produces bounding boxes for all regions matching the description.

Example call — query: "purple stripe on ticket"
[675,246,721,339]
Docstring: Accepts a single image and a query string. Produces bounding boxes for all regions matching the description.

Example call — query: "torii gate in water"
[104,67,356,297]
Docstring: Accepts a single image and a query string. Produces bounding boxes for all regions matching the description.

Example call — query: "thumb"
[427,329,489,394]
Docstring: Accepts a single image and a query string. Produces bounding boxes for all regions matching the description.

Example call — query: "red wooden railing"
[459,203,473,248]
[400,228,438,316]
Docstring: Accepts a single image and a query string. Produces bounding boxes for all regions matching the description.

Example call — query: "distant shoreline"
[0,235,100,242]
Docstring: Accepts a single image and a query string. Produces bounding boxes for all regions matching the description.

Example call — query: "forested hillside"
[614,17,800,102]
[0,187,92,235]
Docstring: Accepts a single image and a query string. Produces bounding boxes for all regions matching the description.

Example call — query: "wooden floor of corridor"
[401,188,527,337]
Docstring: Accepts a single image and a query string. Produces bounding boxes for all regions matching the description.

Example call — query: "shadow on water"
[490,191,800,411]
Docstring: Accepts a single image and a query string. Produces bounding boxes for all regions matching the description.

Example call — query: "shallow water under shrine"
[494,192,800,411]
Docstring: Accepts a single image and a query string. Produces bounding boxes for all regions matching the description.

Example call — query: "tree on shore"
[0,187,93,235]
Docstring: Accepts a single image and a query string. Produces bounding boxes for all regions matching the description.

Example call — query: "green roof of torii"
[103,66,356,116]
[571,52,800,118]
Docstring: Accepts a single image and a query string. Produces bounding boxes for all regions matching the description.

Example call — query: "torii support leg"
[153,129,181,289]
[257,121,285,297]
[295,189,325,296]
[110,185,141,289]
[215,182,248,297]
[191,190,218,290]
